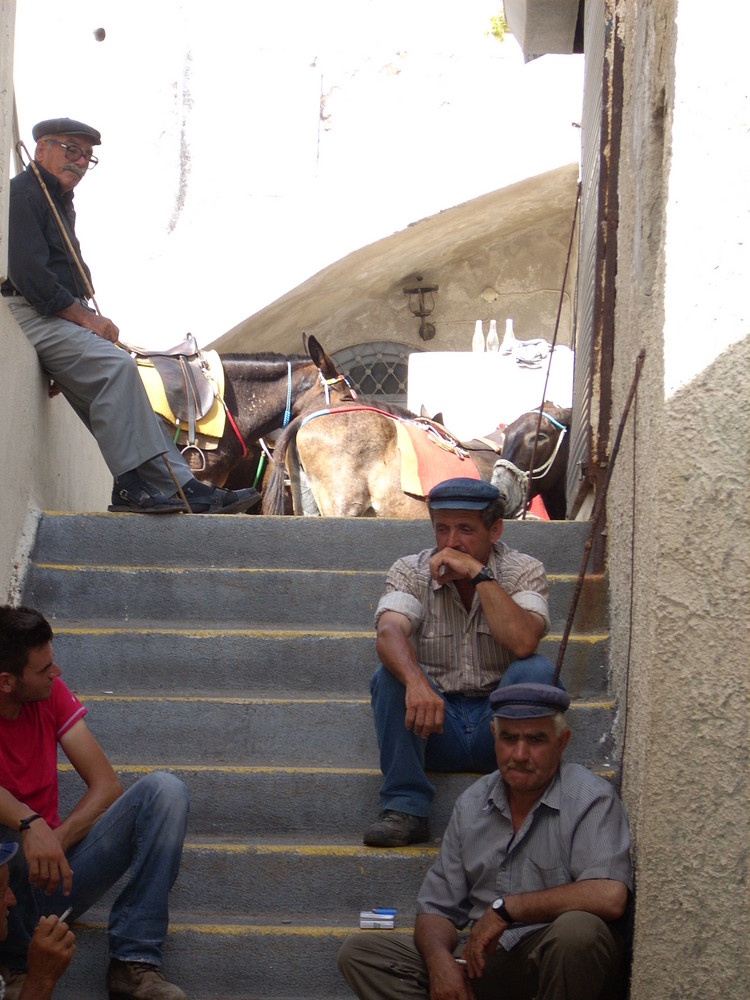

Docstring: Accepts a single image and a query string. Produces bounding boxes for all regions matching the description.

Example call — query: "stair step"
[73,695,616,767]
[32,513,592,574]
[52,918,387,1000]
[84,838,439,917]
[28,566,608,632]
[53,628,610,697]
[59,759,620,840]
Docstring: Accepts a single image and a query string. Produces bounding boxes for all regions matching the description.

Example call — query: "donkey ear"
[307,335,340,379]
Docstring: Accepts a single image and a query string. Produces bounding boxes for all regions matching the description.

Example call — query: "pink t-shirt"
[0,677,87,828]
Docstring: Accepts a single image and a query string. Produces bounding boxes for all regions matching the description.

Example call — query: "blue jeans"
[1,772,189,970]
[370,666,497,816]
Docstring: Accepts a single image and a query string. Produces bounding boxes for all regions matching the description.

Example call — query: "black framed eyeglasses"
[44,138,99,169]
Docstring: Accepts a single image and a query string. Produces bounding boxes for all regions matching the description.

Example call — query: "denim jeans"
[370,666,497,816]
[1,771,189,970]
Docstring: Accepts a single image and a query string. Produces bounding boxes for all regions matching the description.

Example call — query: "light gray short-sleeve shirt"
[375,541,549,696]
[416,762,633,948]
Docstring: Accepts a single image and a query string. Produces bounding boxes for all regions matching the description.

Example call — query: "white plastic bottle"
[486,319,500,352]
[501,317,517,354]
[471,320,485,352]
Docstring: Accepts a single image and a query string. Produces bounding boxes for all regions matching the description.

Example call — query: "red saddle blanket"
[394,419,480,497]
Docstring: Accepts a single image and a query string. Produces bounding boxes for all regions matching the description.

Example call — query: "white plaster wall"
[0,307,111,602]
[0,2,110,602]
[609,0,749,995]
[11,0,584,350]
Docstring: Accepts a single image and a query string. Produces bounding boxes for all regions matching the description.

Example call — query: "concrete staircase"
[19,513,613,1000]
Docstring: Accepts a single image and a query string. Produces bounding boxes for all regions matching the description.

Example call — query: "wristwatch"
[491,897,514,924]
[471,566,495,587]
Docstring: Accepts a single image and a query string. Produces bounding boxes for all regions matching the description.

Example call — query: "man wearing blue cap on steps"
[0,840,74,999]
[2,117,259,515]
[340,655,633,1000]
[363,477,550,847]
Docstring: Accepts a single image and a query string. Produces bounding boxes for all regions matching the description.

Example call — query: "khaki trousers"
[338,912,626,1000]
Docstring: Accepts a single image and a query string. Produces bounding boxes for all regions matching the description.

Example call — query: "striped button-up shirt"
[374,541,549,696]
[416,763,633,949]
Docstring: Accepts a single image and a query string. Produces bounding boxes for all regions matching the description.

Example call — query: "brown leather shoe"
[107,959,186,1000]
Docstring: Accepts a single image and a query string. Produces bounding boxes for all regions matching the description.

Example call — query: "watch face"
[492,897,504,911]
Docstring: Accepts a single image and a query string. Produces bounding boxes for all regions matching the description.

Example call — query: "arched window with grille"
[332,342,422,409]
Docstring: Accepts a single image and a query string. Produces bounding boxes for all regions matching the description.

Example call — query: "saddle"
[394,417,481,497]
[126,334,227,449]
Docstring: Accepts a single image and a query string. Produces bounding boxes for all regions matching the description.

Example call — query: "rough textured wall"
[609,0,749,995]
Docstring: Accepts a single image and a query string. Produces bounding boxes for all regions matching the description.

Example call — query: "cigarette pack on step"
[359,908,396,929]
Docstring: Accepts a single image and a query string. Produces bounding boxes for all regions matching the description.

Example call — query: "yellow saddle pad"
[136,349,227,446]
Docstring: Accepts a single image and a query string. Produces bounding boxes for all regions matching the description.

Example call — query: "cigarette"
[59,907,72,923]
[438,565,447,577]
[455,958,467,965]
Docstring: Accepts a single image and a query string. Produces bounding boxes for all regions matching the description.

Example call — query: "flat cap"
[0,842,18,866]
[490,654,571,718]
[427,477,500,510]
[32,118,101,145]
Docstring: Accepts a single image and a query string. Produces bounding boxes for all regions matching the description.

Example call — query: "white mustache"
[63,163,86,178]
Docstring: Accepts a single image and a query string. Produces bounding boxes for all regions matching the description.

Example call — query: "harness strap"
[318,372,357,404]
[283,361,293,427]
[530,408,567,432]
[530,425,567,480]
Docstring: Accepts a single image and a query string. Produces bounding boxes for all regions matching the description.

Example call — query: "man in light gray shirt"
[340,658,632,1000]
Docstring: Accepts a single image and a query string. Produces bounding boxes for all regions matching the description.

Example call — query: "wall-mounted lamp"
[403,281,439,341]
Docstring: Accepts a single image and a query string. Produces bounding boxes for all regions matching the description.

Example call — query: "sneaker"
[109,479,184,514]
[180,485,261,515]
[363,810,430,847]
[0,967,27,1000]
[107,958,186,1000]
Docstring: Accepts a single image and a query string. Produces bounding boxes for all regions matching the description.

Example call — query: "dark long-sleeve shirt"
[2,163,94,314]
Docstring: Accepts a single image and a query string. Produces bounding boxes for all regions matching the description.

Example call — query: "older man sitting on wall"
[1,116,259,515]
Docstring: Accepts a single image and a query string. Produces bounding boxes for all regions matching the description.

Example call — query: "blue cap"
[32,118,101,145]
[0,842,18,866]
[490,654,571,718]
[427,478,500,510]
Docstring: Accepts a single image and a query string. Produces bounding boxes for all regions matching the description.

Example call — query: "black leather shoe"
[363,810,430,848]
[109,480,184,514]
[182,486,261,514]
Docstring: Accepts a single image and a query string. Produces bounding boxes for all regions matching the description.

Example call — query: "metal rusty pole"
[554,348,646,685]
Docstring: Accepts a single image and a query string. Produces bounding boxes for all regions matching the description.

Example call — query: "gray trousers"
[337,913,626,1000]
[8,299,193,491]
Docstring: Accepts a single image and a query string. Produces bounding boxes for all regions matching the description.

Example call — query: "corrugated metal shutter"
[567,0,606,512]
